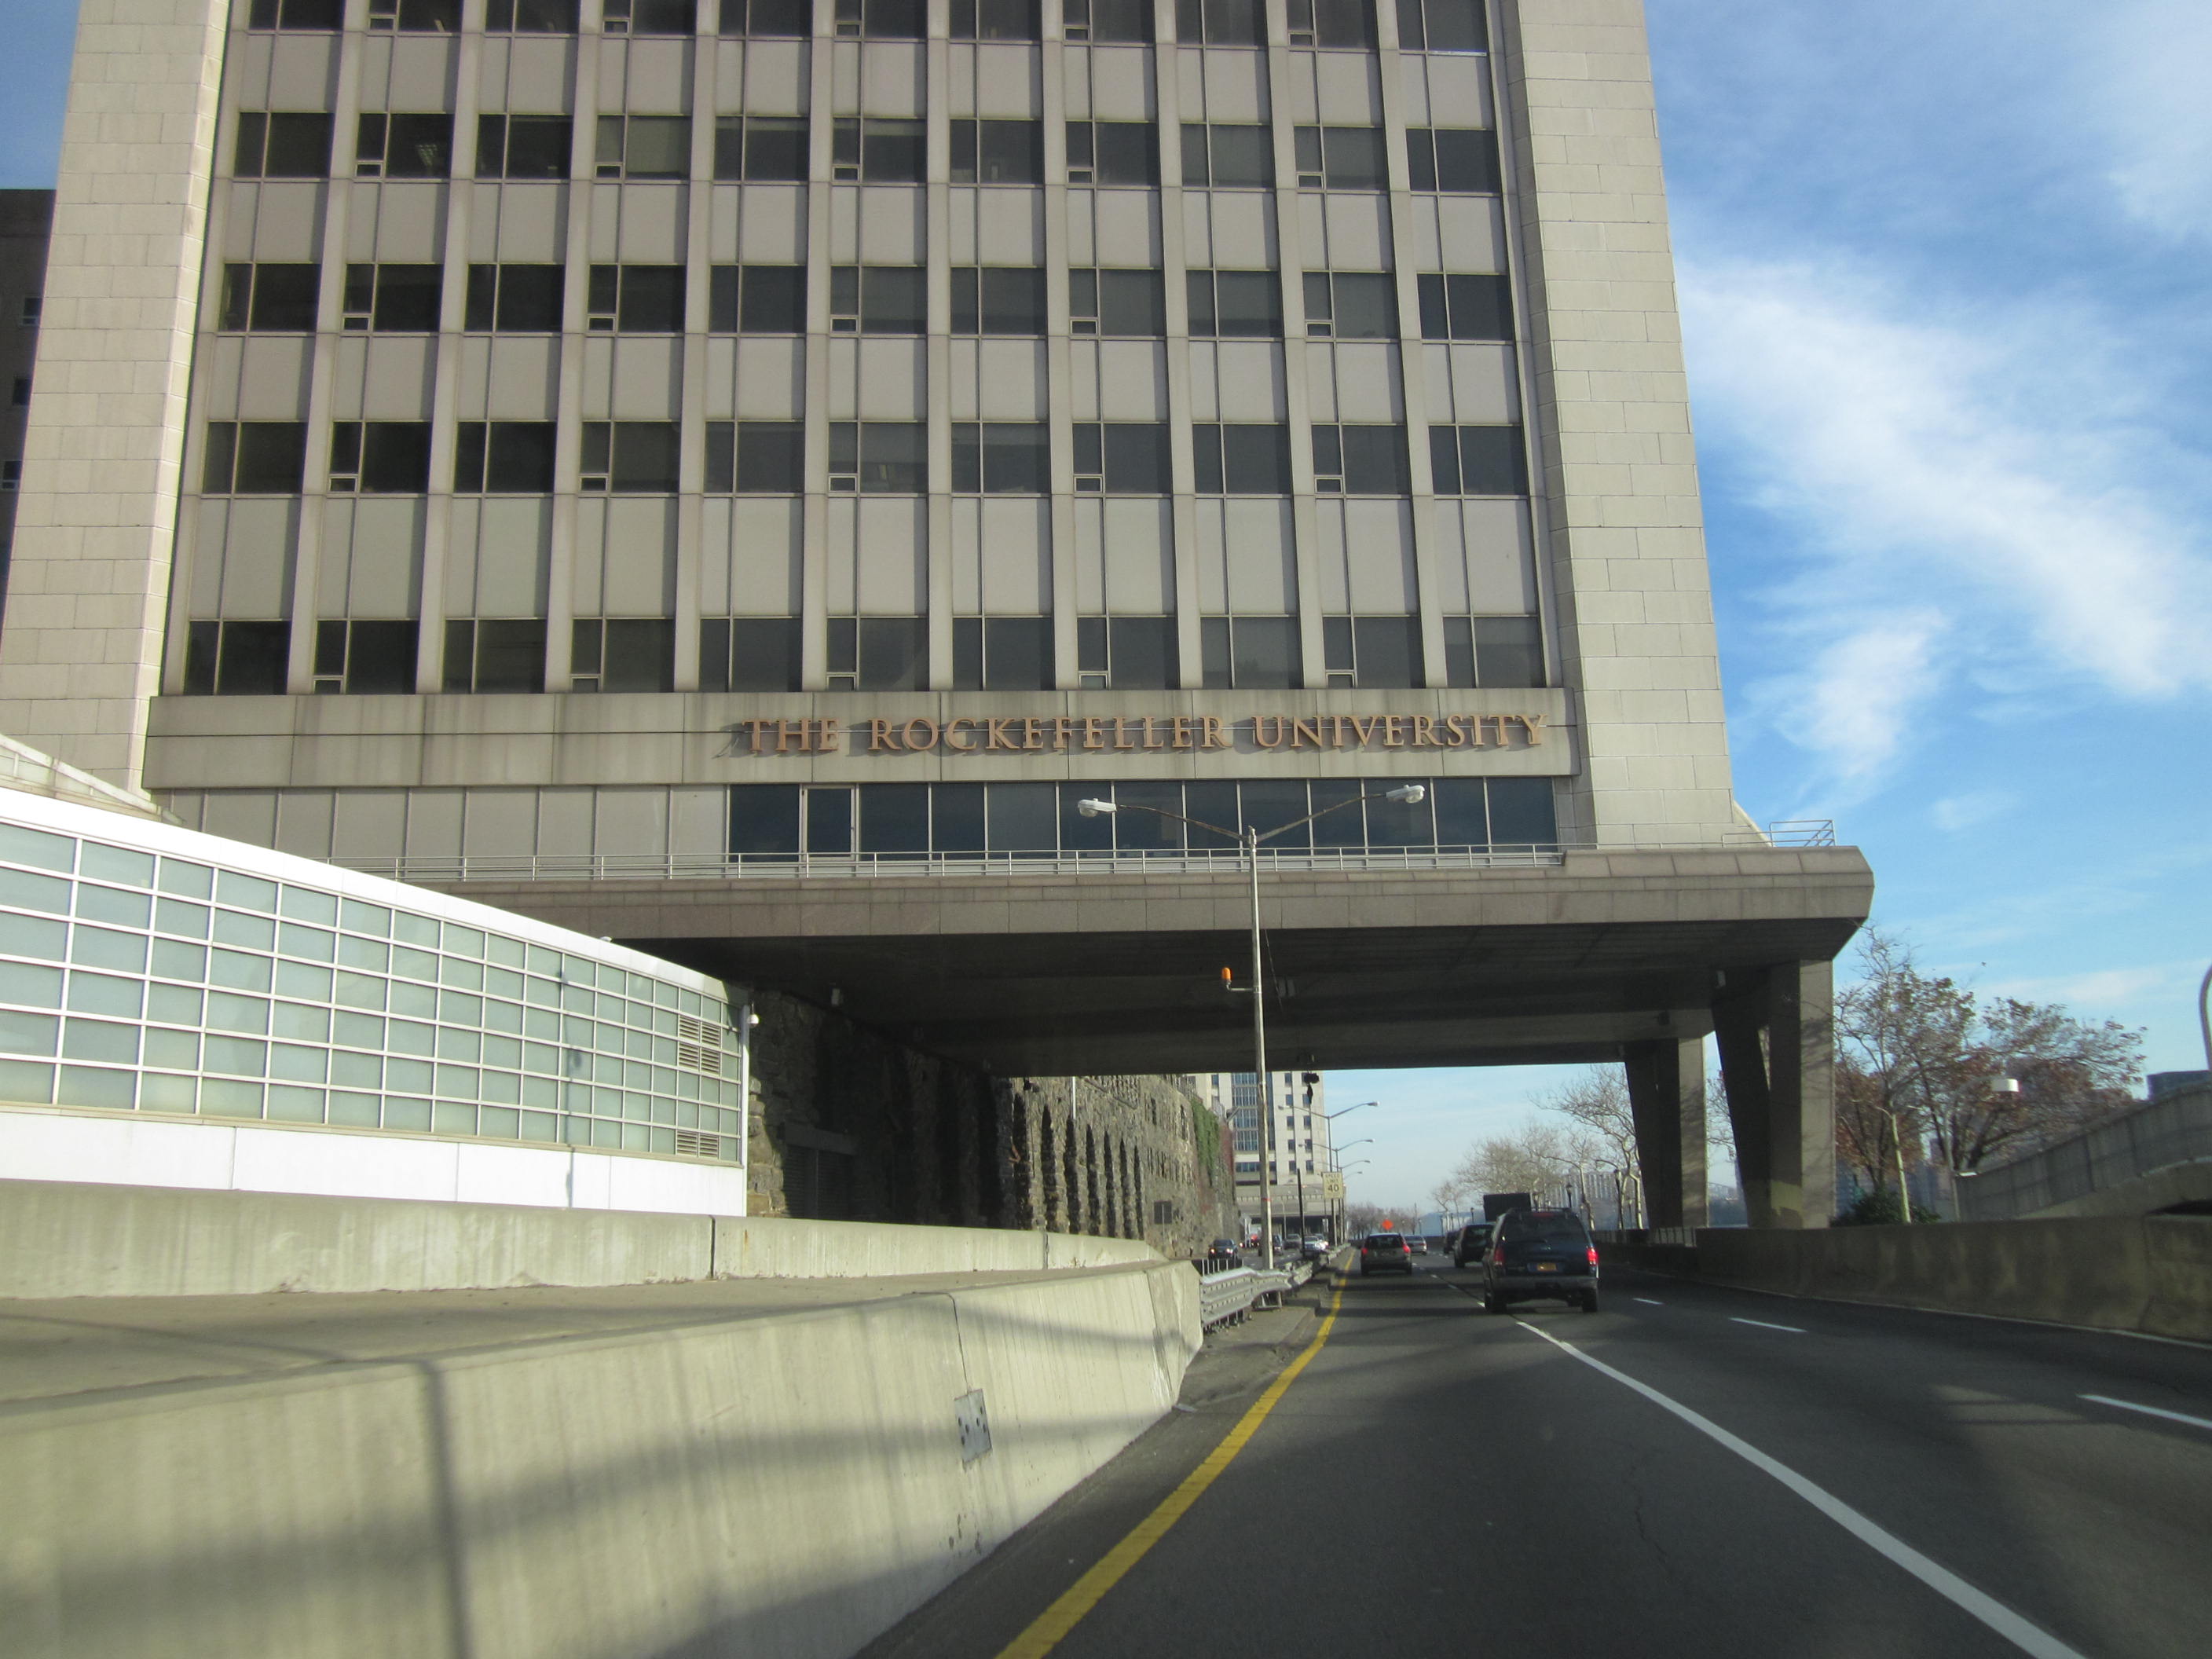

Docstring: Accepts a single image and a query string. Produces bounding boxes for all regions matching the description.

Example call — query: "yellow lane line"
[992,1275,1349,1659]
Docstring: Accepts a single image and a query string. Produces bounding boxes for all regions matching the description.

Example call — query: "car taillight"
[1489,1245,1505,1266]
[1587,1246,1599,1265]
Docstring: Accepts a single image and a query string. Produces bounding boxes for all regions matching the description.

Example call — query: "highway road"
[862,1256,2212,1659]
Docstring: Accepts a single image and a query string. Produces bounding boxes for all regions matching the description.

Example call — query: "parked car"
[1453,1223,1493,1267]
[1359,1232,1414,1276]
[1299,1236,1330,1261]
[1481,1208,1599,1313]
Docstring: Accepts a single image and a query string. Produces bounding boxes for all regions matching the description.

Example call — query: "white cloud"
[1980,961,2196,1021]
[2095,0,2212,240]
[1931,789,2020,833]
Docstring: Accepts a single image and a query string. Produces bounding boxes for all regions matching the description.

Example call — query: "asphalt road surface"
[861,1257,2212,1659]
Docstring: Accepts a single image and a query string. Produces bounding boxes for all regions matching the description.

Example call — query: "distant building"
[0,191,53,616]
[1197,1067,1341,1235]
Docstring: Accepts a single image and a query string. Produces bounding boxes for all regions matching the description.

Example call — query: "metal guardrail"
[1196,1256,1320,1329]
[1956,1082,2212,1221]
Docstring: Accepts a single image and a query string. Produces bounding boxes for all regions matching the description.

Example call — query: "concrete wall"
[1,1258,1201,1659]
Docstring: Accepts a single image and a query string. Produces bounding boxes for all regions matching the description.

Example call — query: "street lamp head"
[1075,798,1117,818]
[1385,784,1426,804]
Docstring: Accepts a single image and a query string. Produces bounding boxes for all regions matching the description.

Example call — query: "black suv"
[1480,1208,1599,1313]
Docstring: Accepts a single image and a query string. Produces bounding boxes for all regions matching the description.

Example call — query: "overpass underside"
[430,845,1873,1231]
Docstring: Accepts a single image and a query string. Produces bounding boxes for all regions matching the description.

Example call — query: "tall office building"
[1200,1065,1339,1234]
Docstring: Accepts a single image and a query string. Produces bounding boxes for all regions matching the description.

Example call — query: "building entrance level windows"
[463,265,563,331]
[367,0,462,34]
[355,114,453,179]
[950,267,1047,335]
[829,266,925,334]
[828,422,926,493]
[1062,0,1152,42]
[202,423,307,495]
[834,0,926,38]
[595,115,690,181]
[713,116,807,183]
[951,120,1044,185]
[718,0,809,35]
[1407,127,1500,194]
[587,265,686,332]
[1397,0,1489,53]
[602,0,698,35]
[1441,615,1544,689]
[709,265,805,332]
[1065,123,1159,188]
[1286,0,1375,49]
[313,620,419,695]
[950,0,1040,42]
[1192,423,1292,494]
[1321,615,1422,689]
[705,421,804,493]
[1418,273,1513,342]
[442,620,547,693]
[1068,269,1166,336]
[1176,0,1265,47]
[698,618,801,692]
[1304,272,1396,339]
[474,115,572,180]
[570,619,674,693]
[1310,424,1408,494]
[182,621,290,696]
[1429,424,1528,496]
[486,0,580,30]
[453,423,558,493]
[1075,616,1175,690]
[827,617,925,690]
[328,423,432,494]
[832,119,926,184]
[247,0,341,27]
[233,112,331,179]
[1186,270,1281,338]
[1071,423,1170,493]
[1181,124,1273,189]
[1199,615,1300,689]
[1294,126,1387,192]
[951,617,1051,690]
[218,264,319,333]
[342,264,441,332]
[952,423,1050,493]
[580,422,680,493]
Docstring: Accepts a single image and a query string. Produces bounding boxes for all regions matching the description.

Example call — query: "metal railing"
[1195,1255,1319,1329]
[1955,1082,2212,1221]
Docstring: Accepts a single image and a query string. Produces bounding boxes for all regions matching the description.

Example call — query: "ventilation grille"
[675,1130,723,1158]
[676,1014,724,1076]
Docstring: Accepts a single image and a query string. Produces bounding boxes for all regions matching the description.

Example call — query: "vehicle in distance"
[1359,1233,1414,1275]
[1208,1238,1242,1260]
[1453,1223,1492,1267]
[1481,1208,1599,1313]
[1300,1235,1330,1261]
[1407,1236,1428,1254]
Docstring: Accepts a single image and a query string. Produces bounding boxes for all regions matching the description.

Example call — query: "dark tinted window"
[951,119,1044,184]
[464,264,564,331]
[951,267,1048,335]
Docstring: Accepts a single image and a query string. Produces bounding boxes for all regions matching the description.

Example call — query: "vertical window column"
[1148,2,1201,694]
[799,27,837,690]
[675,13,720,690]
[926,9,956,687]
[1038,18,1076,690]
[546,24,609,690]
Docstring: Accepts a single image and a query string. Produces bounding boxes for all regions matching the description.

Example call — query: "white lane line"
[1516,1322,2086,1659]
[2080,1393,2212,1434]
[1634,1297,1664,1306]
[1731,1317,1806,1333]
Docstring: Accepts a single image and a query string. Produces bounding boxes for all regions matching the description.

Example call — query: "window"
[218,263,320,332]
[1310,424,1409,493]
[602,0,698,34]
[312,620,419,694]
[1075,616,1175,690]
[366,0,461,30]
[1192,423,1292,493]
[17,295,38,328]
[1397,0,1488,53]
[586,265,687,331]
[1441,615,1543,687]
[1065,122,1158,186]
[474,114,572,179]
[718,0,809,34]
[183,621,291,696]
[442,620,547,692]
[705,421,804,492]
[453,423,558,493]
[8,377,25,408]
[952,423,1051,493]
[486,0,580,28]
[328,423,432,493]
[950,0,1038,39]
[1303,271,1397,338]
[355,113,453,178]
[713,115,808,181]
[1062,0,1151,42]
[1181,123,1272,189]
[1185,269,1283,338]
[950,119,1044,185]
[951,617,1051,690]
[1293,125,1387,190]
[201,423,307,495]
[709,265,806,331]
[698,617,801,691]
[247,0,342,26]
[1286,0,1374,47]
[1428,424,1526,496]
[1068,268,1166,335]
[1175,0,1264,46]
[827,266,925,334]
[831,118,925,183]
[341,264,441,331]
[1321,615,1422,688]
[463,264,564,331]
[827,617,926,690]
[580,423,681,493]
[1199,617,1301,689]
[833,0,925,37]
[1071,423,1170,493]
[950,266,1046,335]
[828,423,926,493]
[570,619,676,692]
[1417,273,1512,341]
[596,115,691,180]
[233,112,333,178]
[1407,126,1500,193]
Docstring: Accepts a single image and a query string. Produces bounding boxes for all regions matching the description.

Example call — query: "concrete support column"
[1622,1036,1707,1229]
[1712,961,1837,1229]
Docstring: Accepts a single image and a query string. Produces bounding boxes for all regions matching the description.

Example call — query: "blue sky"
[4,2,2207,1208]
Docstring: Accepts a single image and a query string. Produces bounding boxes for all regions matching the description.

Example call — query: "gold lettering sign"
[727,713,1544,756]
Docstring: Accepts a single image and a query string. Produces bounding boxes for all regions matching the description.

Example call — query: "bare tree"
[1538,1068,1638,1171]
[1448,1119,1605,1201]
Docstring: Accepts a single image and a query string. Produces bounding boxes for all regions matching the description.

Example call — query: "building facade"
[1197,1064,1341,1234]
[0,191,54,610]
